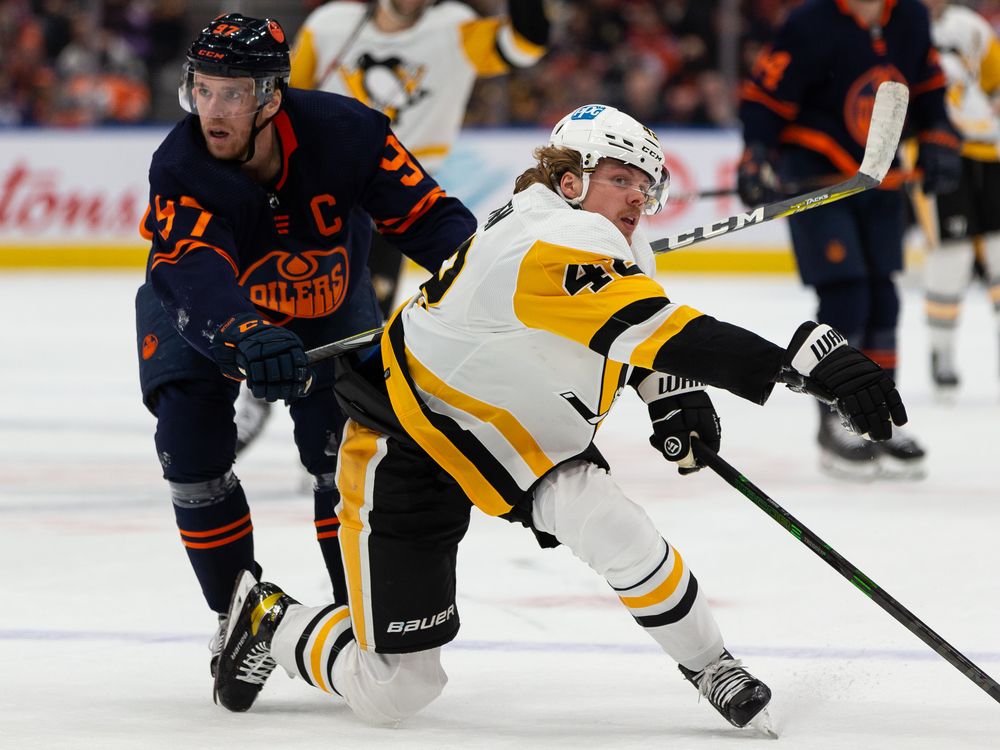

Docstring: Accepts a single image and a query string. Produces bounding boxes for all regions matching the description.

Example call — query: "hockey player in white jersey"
[920,0,1000,393]
[291,0,548,315]
[213,105,909,733]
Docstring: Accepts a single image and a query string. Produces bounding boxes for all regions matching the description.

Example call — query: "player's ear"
[559,171,582,200]
[262,88,282,118]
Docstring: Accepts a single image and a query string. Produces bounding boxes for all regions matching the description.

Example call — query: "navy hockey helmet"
[179,14,291,116]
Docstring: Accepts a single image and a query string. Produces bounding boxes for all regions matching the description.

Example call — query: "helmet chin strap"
[237,104,279,164]
[554,167,591,208]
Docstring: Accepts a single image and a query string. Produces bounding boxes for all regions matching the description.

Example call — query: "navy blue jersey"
[740,0,956,187]
[141,88,476,357]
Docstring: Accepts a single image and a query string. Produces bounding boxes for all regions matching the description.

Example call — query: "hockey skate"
[817,411,878,481]
[234,389,273,455]
[213,569,298,712]
[208,613,228,678]
[873,426,927,480]
[679,649,775,736]
[930,351,959,401]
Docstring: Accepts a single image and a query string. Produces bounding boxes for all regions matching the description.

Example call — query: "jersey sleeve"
[361,121,477,272]
[511,238,783,404]
[908,6,956,136]
[979,34,1000,96]
[290,25,319,89]
[739,12,817,147]
[144,164,257,358]
[459,0,547,76]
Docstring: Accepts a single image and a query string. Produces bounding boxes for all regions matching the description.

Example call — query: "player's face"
[384,0,432,21]
[580,160,650,243]
[920,0,947,19]
[192,74,260,160]
[844,0,885,25]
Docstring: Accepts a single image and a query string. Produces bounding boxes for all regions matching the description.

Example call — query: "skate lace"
[693,657,753,709]
[236,642,277,685]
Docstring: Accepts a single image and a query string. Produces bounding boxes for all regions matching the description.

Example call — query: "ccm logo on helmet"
[570,104,606,120]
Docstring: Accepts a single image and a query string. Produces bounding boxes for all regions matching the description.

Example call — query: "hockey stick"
[306,325,383,364]
[691,438,1000,705]
[652,80,909,253]
[304,81,909,363]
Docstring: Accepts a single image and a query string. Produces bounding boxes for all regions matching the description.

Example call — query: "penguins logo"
[340,53,428,125]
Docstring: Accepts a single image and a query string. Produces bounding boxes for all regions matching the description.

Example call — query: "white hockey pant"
[531,460,723,671]
[272,603,447,726]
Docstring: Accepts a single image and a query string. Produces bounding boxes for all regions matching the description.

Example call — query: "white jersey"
[381,184,783,516]
[932,4,1000,160]
[291,1,544,171]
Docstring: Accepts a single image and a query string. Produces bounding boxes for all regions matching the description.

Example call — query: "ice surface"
[2,268,998,749]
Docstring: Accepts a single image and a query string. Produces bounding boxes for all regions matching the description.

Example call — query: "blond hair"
[513,145,581,195]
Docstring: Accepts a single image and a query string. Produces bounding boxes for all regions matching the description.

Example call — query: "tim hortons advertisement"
[0,127,792,271]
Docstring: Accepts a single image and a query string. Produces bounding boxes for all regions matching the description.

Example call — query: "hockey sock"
[984,235,1000,318]
[314,474,348,603]
[862,327,897,382]
[612,537,724,670]
[171,473,257,613]
[926,240,974,358]
[272,603,353,694]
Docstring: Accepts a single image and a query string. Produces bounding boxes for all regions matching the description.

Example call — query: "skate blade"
[748,708,779,739]
[932,386,958,405]
[877,455,928,481]
[819,454,879,482]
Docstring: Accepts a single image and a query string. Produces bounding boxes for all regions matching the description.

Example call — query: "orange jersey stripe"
[740,80,799,120]
[375,186,445,235]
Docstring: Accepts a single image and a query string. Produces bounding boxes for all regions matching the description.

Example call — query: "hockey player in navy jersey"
[211,104,910,734]
[738,0,961,479]
[134,13,476,677]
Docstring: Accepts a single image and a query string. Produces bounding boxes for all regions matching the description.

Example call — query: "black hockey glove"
[210,313,312,403]
[779,321,907,441]
[636,372,721,475]
[737,143,780,207]
[917,130,961,195]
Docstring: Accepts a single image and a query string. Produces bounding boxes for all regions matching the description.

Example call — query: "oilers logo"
[340,53,428,125]
[570,104,606,120]
[239,247,349,323]
[844,66,906,147]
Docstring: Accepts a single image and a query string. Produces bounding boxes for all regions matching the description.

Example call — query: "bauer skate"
[208,613,228,678]
[679,649,775,736]
[213,569,298,712]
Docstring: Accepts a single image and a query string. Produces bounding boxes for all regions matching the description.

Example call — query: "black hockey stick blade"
[691,438,1000,705]
[306,325,383,364]
[651,80,909,254]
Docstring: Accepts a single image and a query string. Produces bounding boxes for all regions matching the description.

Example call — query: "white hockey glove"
[635,372,721,476]
[779,321,908,441]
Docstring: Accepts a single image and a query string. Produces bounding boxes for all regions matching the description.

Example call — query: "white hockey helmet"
[548,104,669,215]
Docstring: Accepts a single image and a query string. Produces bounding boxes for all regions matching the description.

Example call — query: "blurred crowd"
[3,0,1000,128]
